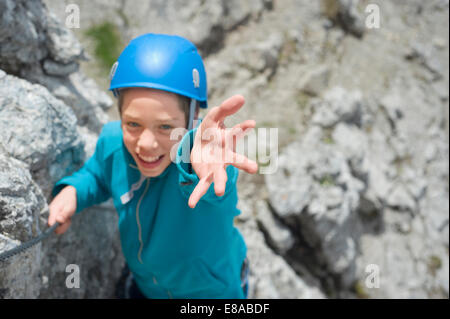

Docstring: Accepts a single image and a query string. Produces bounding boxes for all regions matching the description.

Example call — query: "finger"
[229,152,258,174]
[231,119,256,133]
[213,166,228,197]
[208,95,246,123]
[53,214,66,234]
[227,121,256,151]
[48,204,63,227]
[55,212,70,225]
[48,209,57,227]
[188,173,213,208]
[56,219,71,235]
[202,106,220,127]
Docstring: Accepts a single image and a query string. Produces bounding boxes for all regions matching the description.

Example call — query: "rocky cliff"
[1,0,448,298]
[0,0,123,298]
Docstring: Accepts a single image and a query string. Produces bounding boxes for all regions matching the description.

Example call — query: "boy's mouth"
[137,154,164,169]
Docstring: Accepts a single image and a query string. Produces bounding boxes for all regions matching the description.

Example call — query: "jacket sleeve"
[52,126,111,214]
[175,126,239,206]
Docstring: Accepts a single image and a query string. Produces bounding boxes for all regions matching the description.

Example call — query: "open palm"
[188,95,258,208]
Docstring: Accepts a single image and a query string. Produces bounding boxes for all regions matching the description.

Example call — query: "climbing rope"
[0,218,60,262]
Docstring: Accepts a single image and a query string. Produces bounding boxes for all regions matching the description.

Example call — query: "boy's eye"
[127,122,140,128]
[160,124,172,130]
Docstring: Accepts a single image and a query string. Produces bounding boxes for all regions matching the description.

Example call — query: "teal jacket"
[52,121,247,299]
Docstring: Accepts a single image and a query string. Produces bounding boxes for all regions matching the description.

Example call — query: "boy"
[47,33,258,299]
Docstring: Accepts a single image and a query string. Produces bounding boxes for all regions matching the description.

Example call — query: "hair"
[118,88,198,129]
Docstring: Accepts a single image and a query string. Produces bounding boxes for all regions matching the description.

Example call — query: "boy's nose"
[137,129,158,150]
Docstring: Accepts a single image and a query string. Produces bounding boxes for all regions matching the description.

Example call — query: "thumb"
[48,210,57,227]
[48,204,62,227]
[55,210,71,224]
[55,218,72,235]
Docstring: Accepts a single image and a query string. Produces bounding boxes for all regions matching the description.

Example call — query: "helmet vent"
[192,68,200,88]
[110,61,119,80]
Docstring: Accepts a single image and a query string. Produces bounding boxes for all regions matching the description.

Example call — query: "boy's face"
[120,88,186,177]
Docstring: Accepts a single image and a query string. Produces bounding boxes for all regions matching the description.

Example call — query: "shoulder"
[97,121,123,159]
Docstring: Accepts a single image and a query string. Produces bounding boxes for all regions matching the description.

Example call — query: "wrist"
[64,185,77,194]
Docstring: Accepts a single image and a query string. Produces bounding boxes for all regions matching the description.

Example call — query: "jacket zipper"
[136,177,150,264]
[134,176,173,298]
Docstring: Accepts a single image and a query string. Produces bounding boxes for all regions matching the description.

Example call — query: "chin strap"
[187,98,197,131]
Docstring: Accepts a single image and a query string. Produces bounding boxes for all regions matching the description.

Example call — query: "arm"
[52,127,111,214]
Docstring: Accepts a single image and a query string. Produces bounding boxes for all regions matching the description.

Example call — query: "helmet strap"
[187,98,197,131]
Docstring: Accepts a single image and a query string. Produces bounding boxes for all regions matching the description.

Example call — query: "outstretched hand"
[188,95,258,208]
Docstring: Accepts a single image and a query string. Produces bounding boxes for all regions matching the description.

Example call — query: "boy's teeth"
[140,155,160,162]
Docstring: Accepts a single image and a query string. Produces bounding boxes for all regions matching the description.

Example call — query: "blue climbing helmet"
[109,33,208,129]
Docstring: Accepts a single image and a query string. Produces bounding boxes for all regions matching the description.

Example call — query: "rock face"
[1,0,448,299]
[43,0,272,56]
[202,0,448,298]
[0,0,111,133]
[0,0,123,298]
[265,85,448,297]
